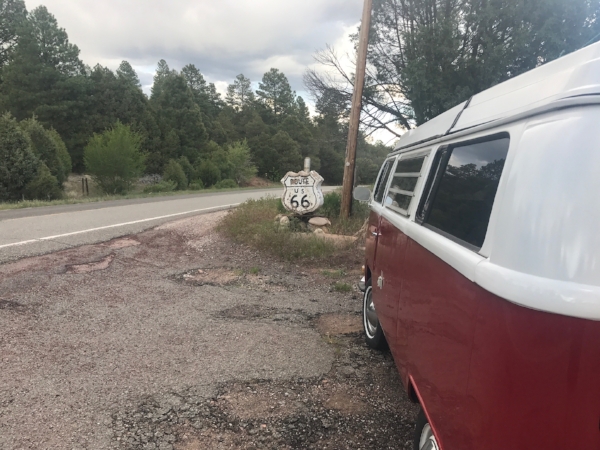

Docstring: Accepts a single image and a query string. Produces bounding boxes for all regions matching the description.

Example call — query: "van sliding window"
[385,155,427,216]
[420,134,510,250]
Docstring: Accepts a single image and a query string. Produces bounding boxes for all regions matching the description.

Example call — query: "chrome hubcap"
[363,286,378,338]
[419,424,439,450]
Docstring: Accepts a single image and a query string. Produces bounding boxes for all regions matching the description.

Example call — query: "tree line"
[0,0,388,201]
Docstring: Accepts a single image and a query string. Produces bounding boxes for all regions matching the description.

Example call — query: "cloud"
[24,0,364,95]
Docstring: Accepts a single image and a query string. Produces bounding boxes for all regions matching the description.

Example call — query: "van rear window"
[423,136,509,250]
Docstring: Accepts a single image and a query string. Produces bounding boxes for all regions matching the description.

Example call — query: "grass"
[0,175,280,211]
[249,267,260,275]
[219,197,339,261]
[332,282,352,293]
[218,192,370,262]
[321,269,347,278]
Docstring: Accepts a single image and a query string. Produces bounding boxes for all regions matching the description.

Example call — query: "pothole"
[316,313,362,336]
[66,253,116,274]
[174,268,240,286]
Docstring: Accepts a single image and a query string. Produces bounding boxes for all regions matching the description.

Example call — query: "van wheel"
[362,280,387,350]
[414,408,439,450]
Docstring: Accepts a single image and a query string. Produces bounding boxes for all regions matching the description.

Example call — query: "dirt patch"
[0,299,27,313]
[218,382,308,421]
[322,388,369,414]
[176,268,240,286]
[244,177,272,188]
[316,313,362,336]
[66,253,116,274]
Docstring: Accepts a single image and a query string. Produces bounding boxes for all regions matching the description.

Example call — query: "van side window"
[373,159,394,204]
[385,155,427,215]
[422,135,509,250]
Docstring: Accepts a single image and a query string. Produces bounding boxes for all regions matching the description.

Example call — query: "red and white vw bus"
[356,41,600,450]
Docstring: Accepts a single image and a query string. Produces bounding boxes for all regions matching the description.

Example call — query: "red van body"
[360,42,600,449]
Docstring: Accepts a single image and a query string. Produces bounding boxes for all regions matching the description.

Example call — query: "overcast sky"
[24,0,363,101]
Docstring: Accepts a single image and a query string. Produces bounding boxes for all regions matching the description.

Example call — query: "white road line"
[0,203,240,250]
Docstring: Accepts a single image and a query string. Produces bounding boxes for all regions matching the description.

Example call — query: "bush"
[162,159,188,190]
[188,180,204,190]
[24,162,63,200]
[177,156,195,185]
[320,191,342,218]
[0,113,39,201]
[214,178,237,189]
[48,128,71,180]
[20,118,66,186]
[195,160,221,187]
[84,121,145,194]
[143,180,177,193]
[226,140,257,185]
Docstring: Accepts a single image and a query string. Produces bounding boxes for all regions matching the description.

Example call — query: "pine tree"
[256,68,295,122]
[226,74,255,111]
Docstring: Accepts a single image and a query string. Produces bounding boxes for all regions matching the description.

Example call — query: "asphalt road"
[0,187,337,264]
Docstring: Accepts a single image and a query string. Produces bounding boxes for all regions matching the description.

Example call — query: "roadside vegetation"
[219,191,369,261]
[0,1,388,211]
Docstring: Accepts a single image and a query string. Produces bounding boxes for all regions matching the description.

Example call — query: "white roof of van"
[395,41,600,150]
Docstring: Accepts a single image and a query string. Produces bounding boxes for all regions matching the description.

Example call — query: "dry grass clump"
[219,197,340,260]
[219,193,370,261]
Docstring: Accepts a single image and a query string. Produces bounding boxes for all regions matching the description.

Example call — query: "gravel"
[0,211,418,449]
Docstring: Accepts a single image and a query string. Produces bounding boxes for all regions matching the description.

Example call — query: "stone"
[313,228,325,235]
[308,217,331,227]
[274,214,284,222]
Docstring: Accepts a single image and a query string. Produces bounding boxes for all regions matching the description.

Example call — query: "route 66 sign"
[281,170,324,214]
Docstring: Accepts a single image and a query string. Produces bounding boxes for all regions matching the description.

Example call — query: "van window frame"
[416,132,510,252]
[372,157,396,205]
[383,149,430,217]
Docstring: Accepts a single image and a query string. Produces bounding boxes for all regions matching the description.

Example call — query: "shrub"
[84,121,145,194]
[226,140,257,185]
[320,191,342,218]
[195,160,221,187]
[143,180,176,193]
[20,118,65,186]
[48,128,71,180]
[177,156,195,185]
[24,162,63,200]
[162,159,188,190]
[0,113,39,201]
[188,180,204,190]
[214,178,237,189]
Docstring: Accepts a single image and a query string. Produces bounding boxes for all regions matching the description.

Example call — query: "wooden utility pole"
[340,0,373,219]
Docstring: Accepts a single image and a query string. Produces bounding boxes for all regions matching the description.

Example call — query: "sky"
[24,0,364,105]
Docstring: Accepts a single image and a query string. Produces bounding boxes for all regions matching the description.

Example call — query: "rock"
[280,216,290,226]
[308,217,331,227]
[274,214,284,222]
[313,228,325,235]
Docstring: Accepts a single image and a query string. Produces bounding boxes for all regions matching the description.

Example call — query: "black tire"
[413,408,439,450]
[362,279,387,350]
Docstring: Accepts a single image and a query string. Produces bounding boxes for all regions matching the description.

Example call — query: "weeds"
[219,197,339,261]
[333,282,352,293]
[322,269,347,278]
